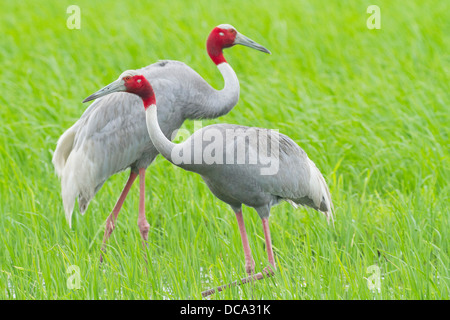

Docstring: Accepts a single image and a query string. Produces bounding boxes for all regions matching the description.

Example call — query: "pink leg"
[137,168,150,243]
[262,218,276,274]
[235,210,255,276]
[100,171,138,261]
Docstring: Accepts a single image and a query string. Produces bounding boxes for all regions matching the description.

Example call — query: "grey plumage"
[145,103,333,272]
[147,120,334,221]
[52,60,240,226]
[53,24,271,230]
[79,66,333,274]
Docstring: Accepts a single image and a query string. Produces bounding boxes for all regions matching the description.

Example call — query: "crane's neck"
[141,94,156,109]
[133,79,156,109]
[205,35,240,117]
[183,59,240,120]
[131,77,176,162]
[145,105,177,163]
[207,34,227,65]
[209,62,240,118]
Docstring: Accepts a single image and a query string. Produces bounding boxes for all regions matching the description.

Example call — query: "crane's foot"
[138,219,150,243]
[245,258,256,277]
[262,264,276,277]
[138,219,150,267]
[99,215,117,263]
[201,266,275,298]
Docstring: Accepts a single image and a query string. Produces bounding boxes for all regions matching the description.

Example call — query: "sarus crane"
[83,70,334,275]
[52,24,270,259]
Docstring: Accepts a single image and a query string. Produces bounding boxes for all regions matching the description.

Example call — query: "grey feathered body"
[52,60,239,221]
[153,122,333,220]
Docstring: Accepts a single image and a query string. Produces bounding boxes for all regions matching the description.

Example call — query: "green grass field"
[0,0,448,300]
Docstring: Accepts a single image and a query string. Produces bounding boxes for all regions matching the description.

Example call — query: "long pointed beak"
[234,32,271,54]
[82,79,125,103]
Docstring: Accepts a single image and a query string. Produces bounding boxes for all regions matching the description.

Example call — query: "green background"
[0,0,448,299]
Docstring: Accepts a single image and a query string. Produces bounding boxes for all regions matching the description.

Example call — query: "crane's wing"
[229,126,333,220]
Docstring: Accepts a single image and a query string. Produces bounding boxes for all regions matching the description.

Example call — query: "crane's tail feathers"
[289,159,335,225]
[61,174,77,228]
[53,126,78,227]
[61,184,92,228]
[57,143,100,228]
[309,158,334,225]
[52,126,76,177]
[286,197,334,225]
[78,196,90,216]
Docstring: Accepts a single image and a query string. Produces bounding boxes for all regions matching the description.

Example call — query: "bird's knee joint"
[138,220,150,232]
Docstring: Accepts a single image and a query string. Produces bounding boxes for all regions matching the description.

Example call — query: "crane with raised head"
[83,70,334,276]
[52,24,270,259]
